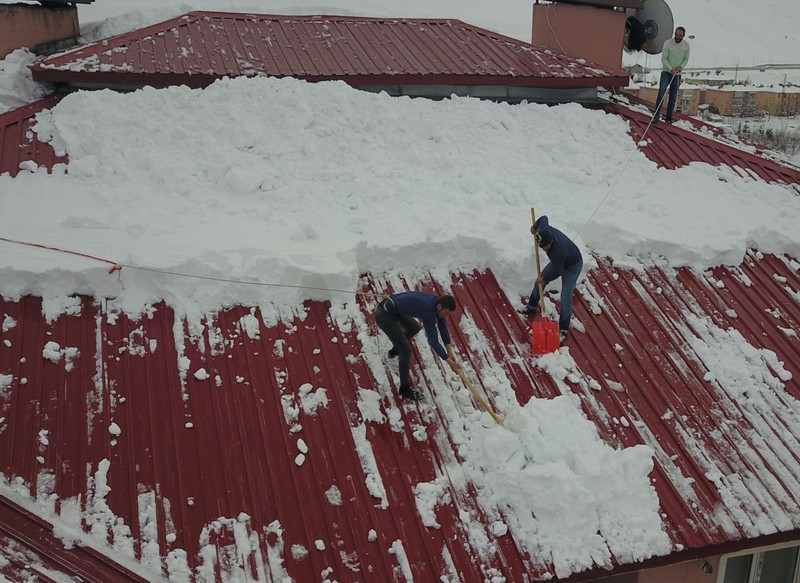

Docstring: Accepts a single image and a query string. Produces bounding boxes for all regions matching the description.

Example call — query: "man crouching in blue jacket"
[374,291,460,400]
[518,215,583,345]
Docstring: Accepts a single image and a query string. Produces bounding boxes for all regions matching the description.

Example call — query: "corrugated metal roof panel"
[606,103,800,190]
[0,494,149,582]
[0,93,68,177]
[30,12,629,89]
[0,290,535,580]
[574,256,800,542]
[3,256,800,580]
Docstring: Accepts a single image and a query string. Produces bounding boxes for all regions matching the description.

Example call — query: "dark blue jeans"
[528,257,583,332]
[374,302,421,389]
[654,71,680,121]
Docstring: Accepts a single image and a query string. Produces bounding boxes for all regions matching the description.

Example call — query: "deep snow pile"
[1,75,799,323]
[0,49,48,114]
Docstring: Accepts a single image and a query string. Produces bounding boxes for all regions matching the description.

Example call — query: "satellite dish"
[624,0,674,54]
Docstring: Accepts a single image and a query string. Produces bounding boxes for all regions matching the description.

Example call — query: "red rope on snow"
[0,236,122,274]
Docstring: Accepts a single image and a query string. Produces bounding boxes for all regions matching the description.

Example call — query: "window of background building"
[732,92,744,115]
[720,542,800,583]
[681,93,692,113]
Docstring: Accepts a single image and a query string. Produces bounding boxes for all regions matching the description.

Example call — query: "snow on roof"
[0,93,68,177]
[1,27,800,581]
[2,259,799,581]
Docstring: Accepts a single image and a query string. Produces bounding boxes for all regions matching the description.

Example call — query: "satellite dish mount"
[624,0,674,54]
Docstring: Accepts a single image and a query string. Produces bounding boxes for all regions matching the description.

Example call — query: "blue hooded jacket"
[533,216,582,284]
[385,291,451,359]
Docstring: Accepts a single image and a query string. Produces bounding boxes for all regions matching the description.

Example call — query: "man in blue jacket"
[518,216,583,344]
[374,291,460,400]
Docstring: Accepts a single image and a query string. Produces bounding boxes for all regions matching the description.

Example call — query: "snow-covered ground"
[726,115,800,159]
[682,67,800,89]
[0,1,799,581]
[727,114,800,133]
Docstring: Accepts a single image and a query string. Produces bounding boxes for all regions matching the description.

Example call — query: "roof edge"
[566,529,800,582]
[0,92,69,123]
[0,493,152,582]
[29,70,629,91]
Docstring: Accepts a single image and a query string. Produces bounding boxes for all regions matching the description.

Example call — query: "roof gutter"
[564,529,800,582]
[30,69,628,94]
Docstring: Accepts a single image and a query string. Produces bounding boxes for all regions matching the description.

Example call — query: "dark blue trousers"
[654,71,681,121]
[374,301,421,389]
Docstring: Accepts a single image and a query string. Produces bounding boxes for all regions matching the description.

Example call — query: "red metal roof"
[0,494,149,581]
[0,93,68,178]
[30,11,629,89]
[605,102,800,189]
[6,20,800,578]
[2,256,800,580]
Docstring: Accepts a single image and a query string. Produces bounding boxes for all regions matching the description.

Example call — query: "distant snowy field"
[720,116,800,165]
[726,115,800,133]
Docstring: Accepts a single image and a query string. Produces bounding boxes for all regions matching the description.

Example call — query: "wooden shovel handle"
[530,208,547,314]
[456,368,504,427]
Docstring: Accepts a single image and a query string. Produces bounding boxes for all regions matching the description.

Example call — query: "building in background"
[0,0,93,59]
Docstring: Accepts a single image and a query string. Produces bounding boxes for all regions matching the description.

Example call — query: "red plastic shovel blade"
[532,319,560,355]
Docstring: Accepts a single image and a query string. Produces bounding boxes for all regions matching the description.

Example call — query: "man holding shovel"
[518,215,583,344]
[374,291,460,401]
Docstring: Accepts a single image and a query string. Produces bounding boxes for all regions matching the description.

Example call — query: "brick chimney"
[0,3,80,59]
[531,2,631,69]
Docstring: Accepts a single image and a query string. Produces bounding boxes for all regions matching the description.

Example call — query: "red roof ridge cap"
[183,10,463,24]
[175,10,545,47]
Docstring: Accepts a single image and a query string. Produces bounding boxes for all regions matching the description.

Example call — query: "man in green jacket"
[653,27,690,124]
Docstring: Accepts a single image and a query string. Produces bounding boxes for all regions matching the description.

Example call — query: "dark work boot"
[399,386,424,401]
